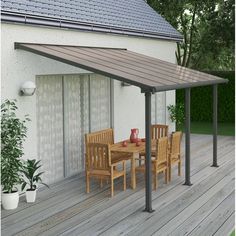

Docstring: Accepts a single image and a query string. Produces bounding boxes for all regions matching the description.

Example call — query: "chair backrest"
[85,128,114,146]
[87,143,111,170]
[170,131,182,156]
[155,137,168,165]
[151,124,168,139]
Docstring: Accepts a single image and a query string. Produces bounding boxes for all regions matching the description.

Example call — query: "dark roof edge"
[147,79,228,93]
[2,11,183,42]
[14,42,127,50]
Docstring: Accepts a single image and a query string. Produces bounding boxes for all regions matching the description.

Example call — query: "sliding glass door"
[36,74,111,184]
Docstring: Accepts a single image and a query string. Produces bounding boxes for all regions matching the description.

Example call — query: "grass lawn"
[180,121,235,136]
[230,230,235,236]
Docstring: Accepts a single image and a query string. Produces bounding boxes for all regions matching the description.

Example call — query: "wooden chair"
[168,131,182,181]
[85,128,131,163]
[135,137,169,190]
[85,128,131,188]
[85,128,114,145]
[86,143,126,197]
[139,124,168,159]
[151,124,169,139]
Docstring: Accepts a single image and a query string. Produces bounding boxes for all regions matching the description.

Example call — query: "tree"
[192,0,235,70]
[147,0,235,70]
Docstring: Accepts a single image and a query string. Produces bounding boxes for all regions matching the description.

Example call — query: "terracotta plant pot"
[1,191,19,210]
[26,189,37,203]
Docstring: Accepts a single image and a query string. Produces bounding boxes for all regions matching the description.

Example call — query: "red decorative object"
[141,138,145,142]
[130,128,139,143]
[122,141,127,147]
[136,141,140,147]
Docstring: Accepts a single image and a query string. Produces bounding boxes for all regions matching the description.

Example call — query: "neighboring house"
[1,0,182,184]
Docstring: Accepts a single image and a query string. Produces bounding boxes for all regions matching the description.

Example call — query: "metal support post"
[184,88,192,186]
[144,92,154,213]
[212,84,219,167]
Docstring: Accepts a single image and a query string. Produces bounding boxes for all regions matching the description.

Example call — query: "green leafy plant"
[1,99,30,193]
[21,159,49,191]
[167,103,185,130]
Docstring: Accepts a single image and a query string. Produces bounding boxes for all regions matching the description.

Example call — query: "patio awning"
[15,42,228,213]
[15,43,227,92]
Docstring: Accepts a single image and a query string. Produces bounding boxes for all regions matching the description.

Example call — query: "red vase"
[130,128,139,143]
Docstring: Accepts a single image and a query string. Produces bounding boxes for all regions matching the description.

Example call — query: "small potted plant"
[21,159,49,203]
[1,99,30,210]
[167,103,185,131]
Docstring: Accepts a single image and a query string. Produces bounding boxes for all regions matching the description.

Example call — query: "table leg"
[131,155,136,189]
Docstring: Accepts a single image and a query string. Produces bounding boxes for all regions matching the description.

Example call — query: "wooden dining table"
[110,139,156,189]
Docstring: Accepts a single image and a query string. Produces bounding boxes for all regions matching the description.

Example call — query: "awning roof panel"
[15,43,227,92]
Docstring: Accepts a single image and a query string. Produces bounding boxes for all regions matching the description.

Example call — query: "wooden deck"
[1,134,235,236]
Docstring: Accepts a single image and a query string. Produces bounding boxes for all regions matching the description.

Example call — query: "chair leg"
[123,162,126,191]
[139,154,142,166]
[100,178,103,188]
[165,169,168,184]
[111,168,114,197]
[156,173,158,190]
[86,173,90,193]
[153,173,158,190]
[169,165,172,182]
[178,160,181,176]
[111,178,114,197]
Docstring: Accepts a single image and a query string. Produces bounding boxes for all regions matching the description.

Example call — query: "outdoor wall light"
[20,81,36,96]
[121,82,131,87]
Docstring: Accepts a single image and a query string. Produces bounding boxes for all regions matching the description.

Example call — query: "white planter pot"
[26,189,37,203]
[1,191,19,210]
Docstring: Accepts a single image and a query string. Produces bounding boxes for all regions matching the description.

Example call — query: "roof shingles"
[1,0,182,40]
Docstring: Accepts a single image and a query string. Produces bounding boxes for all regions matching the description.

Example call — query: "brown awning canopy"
[15,43,227,92]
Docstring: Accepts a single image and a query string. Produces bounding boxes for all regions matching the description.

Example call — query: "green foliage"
[167,103,185,130]
[191,0,235,70]
[176,71,235,122]
[147,0,235,70]
[21,159,49,191]
[1,99,30,193]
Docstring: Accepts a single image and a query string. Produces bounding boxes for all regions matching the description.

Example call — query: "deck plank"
[1,135,234,236]
[74,159,234,236]
[168,184,234,236]
[188,191,235,236]
[214,212,235,236]
[155,179,235,235]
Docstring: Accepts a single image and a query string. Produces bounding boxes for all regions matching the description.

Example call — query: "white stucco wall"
[1,23,176,159]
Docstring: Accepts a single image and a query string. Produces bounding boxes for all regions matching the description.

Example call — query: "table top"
[111,139,156,154]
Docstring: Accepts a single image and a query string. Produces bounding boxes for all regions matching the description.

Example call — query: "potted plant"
[1,99,30,210]
[21,159,49,203]
[167,103,185,131]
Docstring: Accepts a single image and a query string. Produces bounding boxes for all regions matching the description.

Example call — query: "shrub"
[176,71,235,122]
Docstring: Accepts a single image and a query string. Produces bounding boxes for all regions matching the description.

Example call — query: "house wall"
[1,23,176,160]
